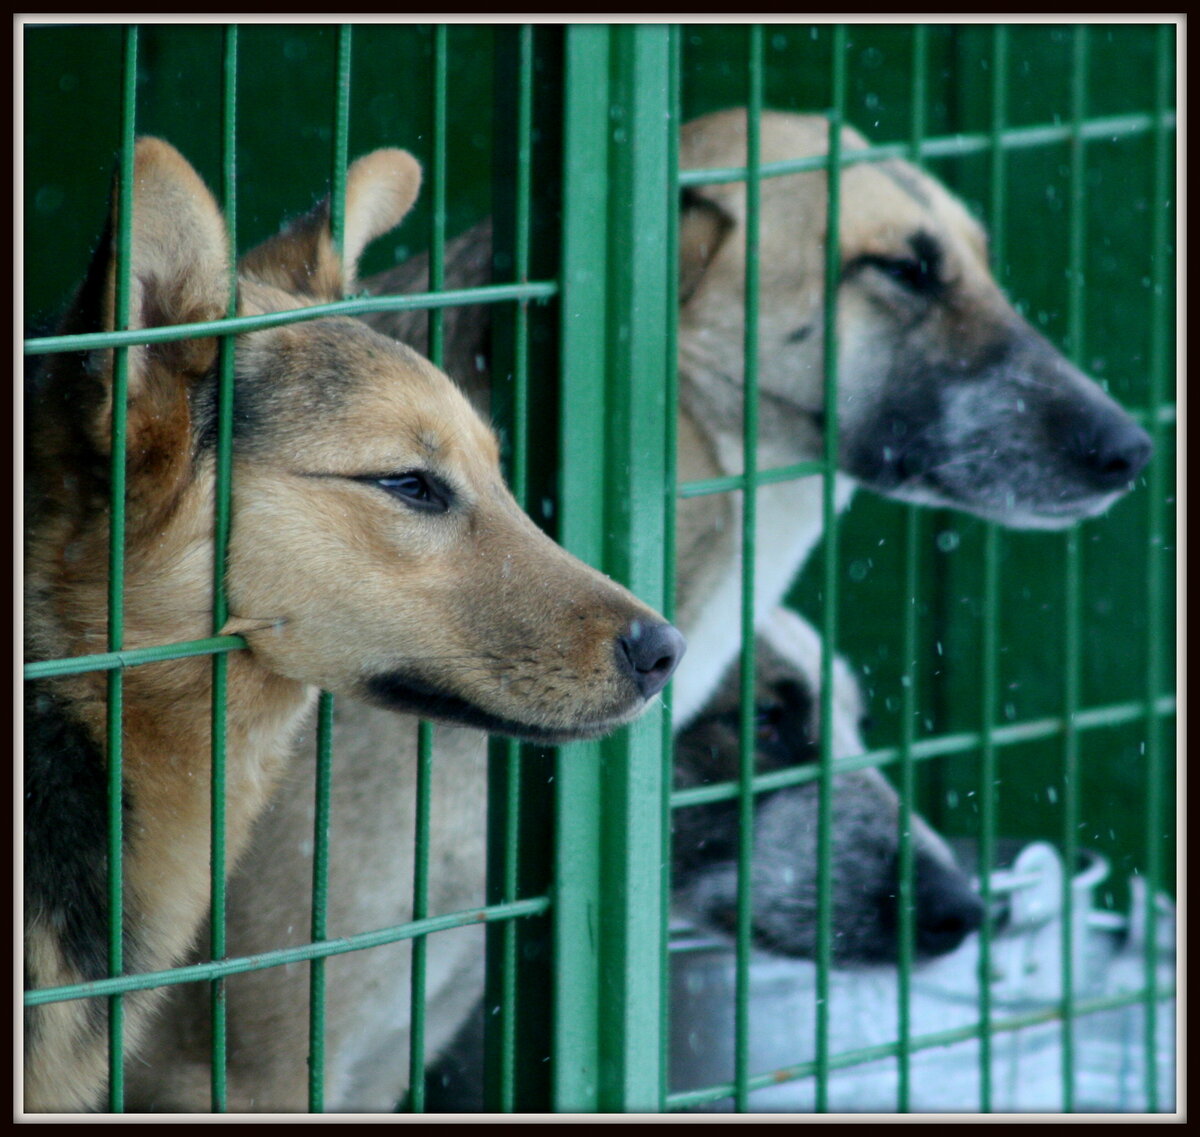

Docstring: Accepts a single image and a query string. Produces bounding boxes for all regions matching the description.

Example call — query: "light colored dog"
[24,138,681,1113]
[128,109,1151,1112]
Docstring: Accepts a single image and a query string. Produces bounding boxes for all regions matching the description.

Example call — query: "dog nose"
[617,620,687,701]
[1068,412,1154,490]
[913,852,985,958]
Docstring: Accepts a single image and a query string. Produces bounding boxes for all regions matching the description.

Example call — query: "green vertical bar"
[657,22,682,1102]
[106,24,138,1113]
[897,504,920,1112]
[408,25,449,1115]
[328,24,352,262]
[555,22,673,1114]
[1060,24,1090,1115]
[495,742,520,1114]
[598,24,672,1112]
[976,22,1008,1115]
[308,25,353,1112]
[554,24,610,1114]
[484,25,551,1114]
[896,25,927,1114]
[814,24,846,1116]
[428,24,448,364]
[307,691,335,1112]
[733,23,763,1116]
[208,22,239,1114]
[1141,21,1172,1114]
[407,720,435,1112]
[493,26,534,1113]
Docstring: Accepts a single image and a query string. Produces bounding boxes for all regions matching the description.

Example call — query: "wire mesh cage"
[21,19,1177,1116]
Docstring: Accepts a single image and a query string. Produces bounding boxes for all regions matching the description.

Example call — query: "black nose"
[1067,412,1153,490]
[616,620,686,701]
[914,853,985,958]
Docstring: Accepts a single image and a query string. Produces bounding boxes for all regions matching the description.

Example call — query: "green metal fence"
[22,20,1176,1115]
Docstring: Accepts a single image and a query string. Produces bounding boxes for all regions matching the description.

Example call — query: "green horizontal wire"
[671,694,1178,809]
[677,460,825,499]
[677,110,1176,189]
[663,983,1177,1112]
[21,118,1176,361]
[25,896,552,1007]
[24,635,247,680]
[22,281,559,356]
[30,647,1168,831]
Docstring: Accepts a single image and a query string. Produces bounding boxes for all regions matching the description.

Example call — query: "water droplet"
[936,530,960,553]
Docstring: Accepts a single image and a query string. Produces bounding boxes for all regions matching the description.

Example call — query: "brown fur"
[23,138,680,1113]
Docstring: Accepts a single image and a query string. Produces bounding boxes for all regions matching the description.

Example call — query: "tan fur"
[127,109,1149,1112]
[24,138,679,1113]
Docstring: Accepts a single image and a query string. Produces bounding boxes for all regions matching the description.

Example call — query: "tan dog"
[23,139,682,1113]
[128,109,1151,1112]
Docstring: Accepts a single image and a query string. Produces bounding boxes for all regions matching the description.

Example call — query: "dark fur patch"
[363,670,594,744]
[205,318,395,458]
[842,229,947,301]
[24,682,126,989]
[671,676,817,881]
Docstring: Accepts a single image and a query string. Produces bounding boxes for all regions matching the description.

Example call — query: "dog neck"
[671,393,858,727]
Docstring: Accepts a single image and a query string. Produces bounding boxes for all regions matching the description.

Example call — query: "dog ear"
[679,187,735,303]
[72,138,231,467]
[240,148,422,302]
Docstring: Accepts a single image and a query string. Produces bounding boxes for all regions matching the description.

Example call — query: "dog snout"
[913,850,985,958]
[616,620,687,701]
[1064,410,1153,491]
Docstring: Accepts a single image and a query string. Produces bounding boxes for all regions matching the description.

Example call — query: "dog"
[421,605,985,1110]
[23,138,682,1113]
[671,607,982,963]
[127,108,1152,1112]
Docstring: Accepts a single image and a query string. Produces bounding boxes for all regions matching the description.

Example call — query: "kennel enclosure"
[22,21,1177,1114]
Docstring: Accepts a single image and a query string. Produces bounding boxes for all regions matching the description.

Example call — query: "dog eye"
[754,703,785,743]
[868,255,939,295]
[373,472,450,513]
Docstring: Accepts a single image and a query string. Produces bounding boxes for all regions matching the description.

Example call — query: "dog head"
[679,109,1152,529]
[27,139,683,743]
[672,608,983,963]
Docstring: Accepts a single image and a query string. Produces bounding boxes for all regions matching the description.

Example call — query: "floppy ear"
[240,148,422,301]
[73,137,230,465]
[679,187,735,303]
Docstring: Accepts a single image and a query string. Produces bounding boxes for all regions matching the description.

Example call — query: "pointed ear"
[679,187,735,303]
[240,148,422,301]
[81,137,230,461]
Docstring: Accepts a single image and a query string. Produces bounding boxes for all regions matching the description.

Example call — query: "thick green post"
[555,23,674,1113]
